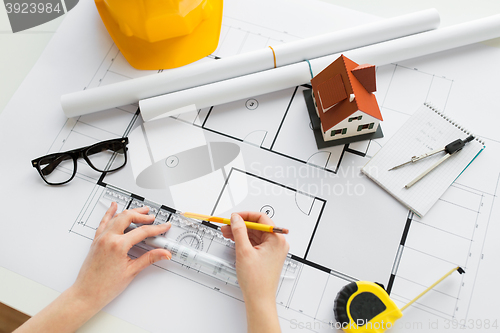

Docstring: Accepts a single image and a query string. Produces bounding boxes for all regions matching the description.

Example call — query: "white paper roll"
[140,14,500,122]
[272,8,440,67]
[311,13,500,73]
[61,9,440,118]
[141,62,312,121]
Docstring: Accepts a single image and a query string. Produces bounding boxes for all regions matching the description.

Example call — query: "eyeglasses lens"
[86,141,126,172]
[38,154,75,184]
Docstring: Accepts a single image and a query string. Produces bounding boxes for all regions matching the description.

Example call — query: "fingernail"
[164,253,172,260]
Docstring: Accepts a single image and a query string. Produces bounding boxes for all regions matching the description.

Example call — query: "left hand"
[71,202,172,310]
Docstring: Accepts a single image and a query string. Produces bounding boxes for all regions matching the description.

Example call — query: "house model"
[304,54,383,148]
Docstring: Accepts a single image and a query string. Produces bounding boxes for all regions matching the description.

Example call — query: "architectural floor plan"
[65,59,497,330]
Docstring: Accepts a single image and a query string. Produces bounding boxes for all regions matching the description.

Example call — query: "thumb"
[132,248,171,273]
[230,213,252,250]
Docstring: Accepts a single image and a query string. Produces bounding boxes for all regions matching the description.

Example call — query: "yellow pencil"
[182,212,289,234]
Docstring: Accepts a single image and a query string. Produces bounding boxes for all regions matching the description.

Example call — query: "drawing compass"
[389,135,474,189]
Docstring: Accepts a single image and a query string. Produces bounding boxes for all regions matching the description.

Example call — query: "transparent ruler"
[101,187,300,286]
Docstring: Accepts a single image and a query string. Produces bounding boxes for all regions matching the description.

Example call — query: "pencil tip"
[272,227,289,234]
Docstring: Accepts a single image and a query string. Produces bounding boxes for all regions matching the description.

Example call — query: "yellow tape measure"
[334,267,465,333]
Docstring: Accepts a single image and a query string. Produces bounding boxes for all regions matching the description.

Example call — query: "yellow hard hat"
[95,0,223,69]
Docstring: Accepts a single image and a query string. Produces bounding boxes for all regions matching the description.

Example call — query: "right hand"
[221,212,289,304]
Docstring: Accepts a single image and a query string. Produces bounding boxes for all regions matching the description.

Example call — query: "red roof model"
[309,55,383,147]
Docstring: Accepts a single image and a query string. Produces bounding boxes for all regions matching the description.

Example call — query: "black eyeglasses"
[31,138,129,185]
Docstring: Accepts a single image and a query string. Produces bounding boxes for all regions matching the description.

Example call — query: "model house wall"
[320,110,379,141]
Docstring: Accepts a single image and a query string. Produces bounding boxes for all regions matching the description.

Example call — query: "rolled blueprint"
[61,9,440,117]
[140,14,500,121]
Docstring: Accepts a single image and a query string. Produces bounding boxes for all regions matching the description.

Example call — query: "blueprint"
[1,0,500,332]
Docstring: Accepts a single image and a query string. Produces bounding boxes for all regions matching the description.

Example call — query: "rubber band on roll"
[269,46,277,68]
[305,59,314,79]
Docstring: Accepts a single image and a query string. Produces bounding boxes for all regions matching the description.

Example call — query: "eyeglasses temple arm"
[85,142,126,158]
[40,154,73,175]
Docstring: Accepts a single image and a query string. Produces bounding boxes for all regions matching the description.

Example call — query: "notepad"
[361,103,485,217]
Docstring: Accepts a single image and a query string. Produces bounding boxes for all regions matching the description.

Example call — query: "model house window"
[331,128,347,136]
[357,122,374,131]
[348,115,362,122]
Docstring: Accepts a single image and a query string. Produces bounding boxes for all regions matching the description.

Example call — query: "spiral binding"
[424,102,485,146]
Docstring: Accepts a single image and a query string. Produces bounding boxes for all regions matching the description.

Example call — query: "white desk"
[1,1,499,332]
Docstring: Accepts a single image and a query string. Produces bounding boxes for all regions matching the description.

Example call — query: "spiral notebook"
[361,103,485,217]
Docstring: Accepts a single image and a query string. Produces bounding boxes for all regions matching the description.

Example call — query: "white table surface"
[1,1,499,332]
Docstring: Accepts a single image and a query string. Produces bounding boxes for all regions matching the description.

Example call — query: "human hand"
[221,212,289,332]
[15,202,172,333]
[71,202,172,311]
